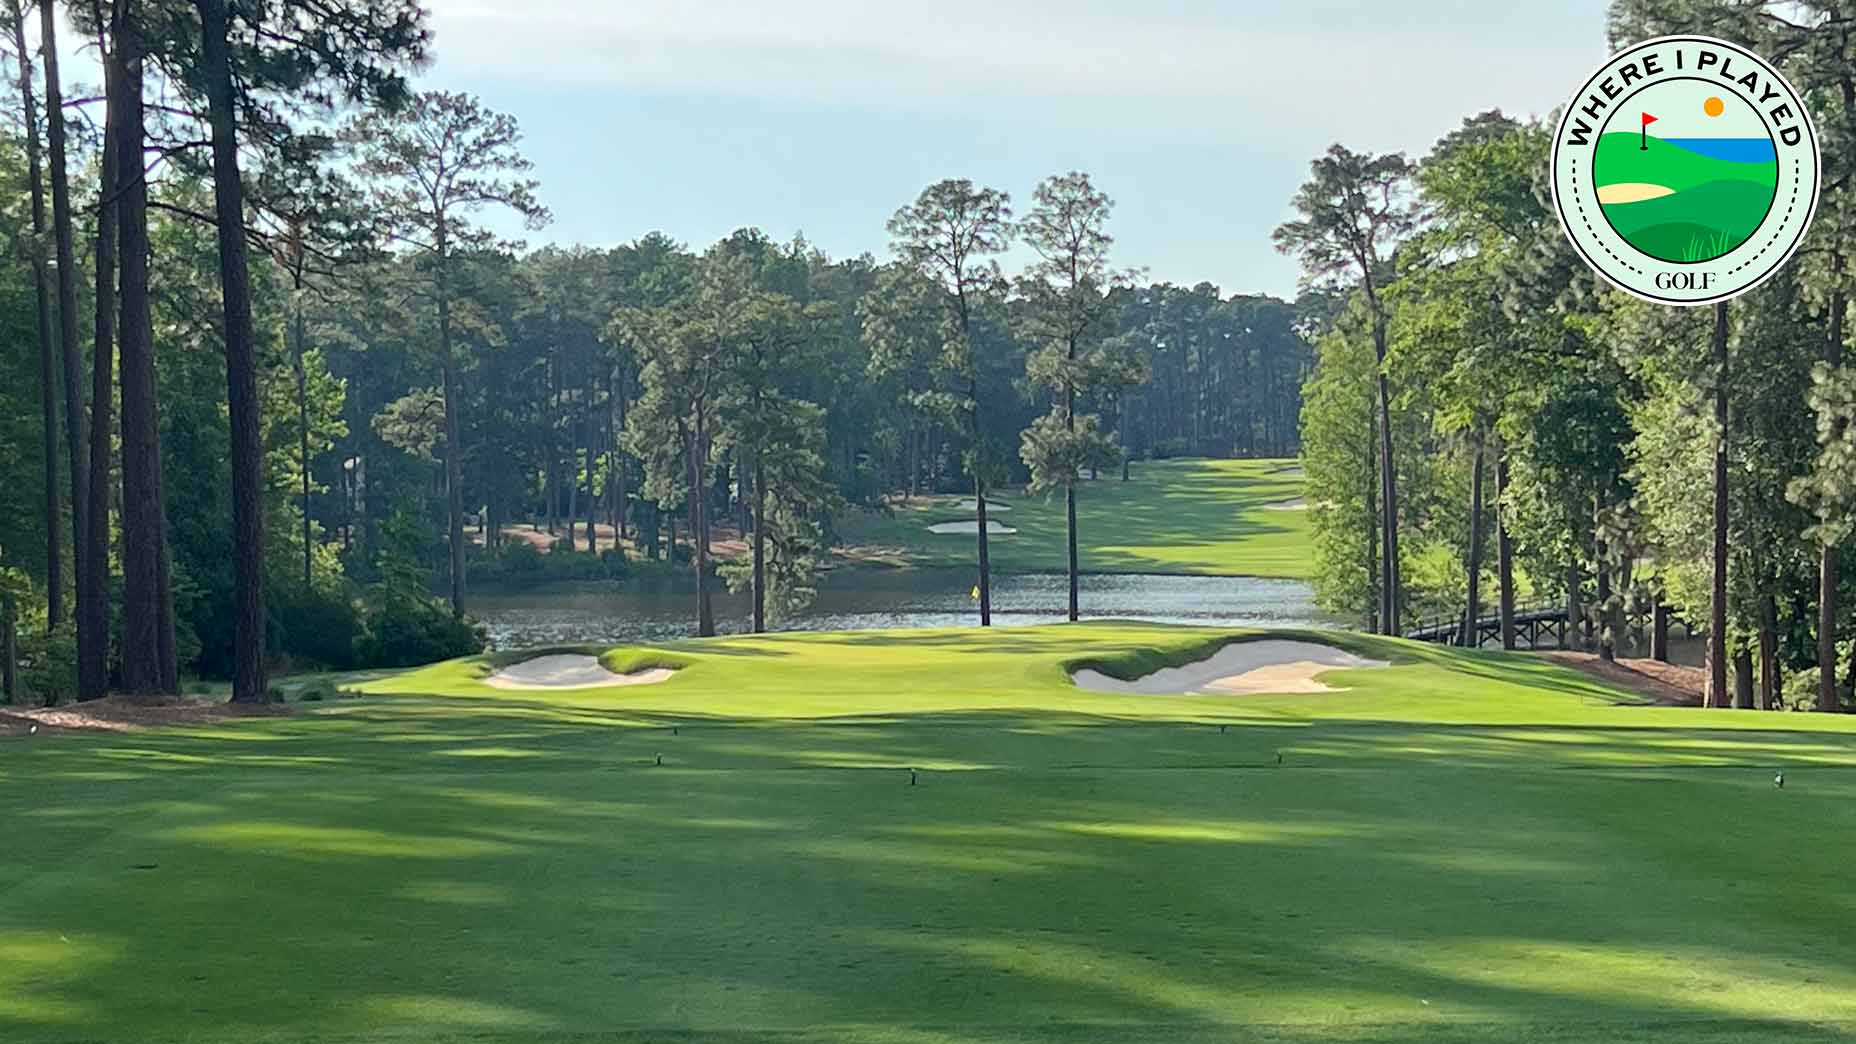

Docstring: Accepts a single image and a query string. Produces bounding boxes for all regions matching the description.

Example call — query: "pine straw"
[1540,651,1703,707]
[0,695,292,735]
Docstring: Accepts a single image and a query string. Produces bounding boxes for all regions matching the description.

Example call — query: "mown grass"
[833,457,1312,578]
[8,624,1856,1043]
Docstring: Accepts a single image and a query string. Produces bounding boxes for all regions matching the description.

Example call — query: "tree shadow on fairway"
[11,697,1856,1042]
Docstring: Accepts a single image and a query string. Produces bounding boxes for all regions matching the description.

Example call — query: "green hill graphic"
[1593,133,1777,262]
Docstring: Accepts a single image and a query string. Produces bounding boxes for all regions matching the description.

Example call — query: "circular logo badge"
[1551,36,1819,306]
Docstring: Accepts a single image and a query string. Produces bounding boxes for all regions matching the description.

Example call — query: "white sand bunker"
[926,520,1018,534]
[484,654,674,690]
[955,498,1011,512]
[1072,640,1388,696]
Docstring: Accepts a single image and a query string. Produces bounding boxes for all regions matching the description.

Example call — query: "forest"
[1290,2,1856,713]
[0,0,1313,704]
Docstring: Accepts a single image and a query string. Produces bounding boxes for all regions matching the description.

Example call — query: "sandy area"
[0,697,291,735]
[1541,651,1701,706]
[1596,182,1674,204]
[1072,640,1389,696]
[955,499,1011,512]
[484,654,675,690]
[926,520,1018,535]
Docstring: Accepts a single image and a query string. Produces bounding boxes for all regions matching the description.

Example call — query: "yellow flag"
[970,585,980,600]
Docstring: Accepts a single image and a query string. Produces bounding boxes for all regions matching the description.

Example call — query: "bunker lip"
[484,653,675,690]
[1071,639,1389,695]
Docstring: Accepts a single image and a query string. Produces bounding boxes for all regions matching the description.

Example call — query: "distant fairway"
[1594,133,1776,262]
[835,458,1311,578]
[11,626,1856,1043]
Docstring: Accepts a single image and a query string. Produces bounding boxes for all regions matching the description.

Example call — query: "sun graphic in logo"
[1591,79,1777,263]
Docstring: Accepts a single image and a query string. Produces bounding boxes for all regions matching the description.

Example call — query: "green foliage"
[18,619,76,705]
[469,541,630,588]
[267,581,363,672]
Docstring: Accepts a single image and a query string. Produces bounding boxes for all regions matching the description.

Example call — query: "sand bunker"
[1071,640,1388,696]
[1596,182,1674,205]
[926,520,1018,535]
[484,654,674,690]
[955,499,1011,512]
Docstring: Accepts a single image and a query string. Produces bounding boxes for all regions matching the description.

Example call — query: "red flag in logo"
[1641,112,1658,127]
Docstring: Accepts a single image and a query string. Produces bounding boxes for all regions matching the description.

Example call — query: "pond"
[470,568,1338,649]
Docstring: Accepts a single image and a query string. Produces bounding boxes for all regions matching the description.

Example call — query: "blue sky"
[403,2,1606,298]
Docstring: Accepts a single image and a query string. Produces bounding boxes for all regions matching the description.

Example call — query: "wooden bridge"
[1405,601,1695,651]
[1405,601,1568,648]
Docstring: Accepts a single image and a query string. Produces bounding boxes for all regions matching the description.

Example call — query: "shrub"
[355,587,487,668]
[469,540,628,588]
[269,583,363,671]
[1778,667,1851,712]
[1151,437,1191,460]
[19,622,77,706]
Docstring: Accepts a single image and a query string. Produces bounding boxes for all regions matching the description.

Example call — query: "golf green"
[6,625,1856,1043]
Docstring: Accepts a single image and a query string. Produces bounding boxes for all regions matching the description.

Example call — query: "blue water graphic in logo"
[1660,138,1777,163]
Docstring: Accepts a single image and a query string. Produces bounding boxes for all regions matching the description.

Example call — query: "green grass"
[1593,133,1777,195]
[1593,134,1777,263]
[835,458,1312,578]
[10,624,1856,1042]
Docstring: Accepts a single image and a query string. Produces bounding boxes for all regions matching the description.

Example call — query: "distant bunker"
[484,654,675,690]
[1072,640,1388,695]
[926,520,1018,535]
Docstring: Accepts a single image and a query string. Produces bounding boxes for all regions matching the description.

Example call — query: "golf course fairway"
[7,624,1856,1043]
[834,458,1312,578]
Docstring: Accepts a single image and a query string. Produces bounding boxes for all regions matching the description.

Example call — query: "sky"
[105,0,1615,300]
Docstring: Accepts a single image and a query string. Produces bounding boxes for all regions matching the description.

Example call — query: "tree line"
[0,0,1314,702]
[1289,0,1856,712]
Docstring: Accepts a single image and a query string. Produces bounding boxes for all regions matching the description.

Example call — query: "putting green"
[7,624,1856,1043]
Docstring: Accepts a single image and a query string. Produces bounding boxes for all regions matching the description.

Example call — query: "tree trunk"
[689,416,714,637]
[564,406,579,553]
[434,226,466,617]
[1707,300,1730,708]
[1732,645,1754,710]
[1822,271,1845,711]
[11,1,61,625]
[1564,561,1580,652]
[1496,440,1515,650]
[1651,597,1670,662]
[1758,592,1778,711]
[113,12,179,697]
[1364,406,1379,634]
[1461,438,1484,648]
[40,0,87,642]
[546,354,559,539]
[752,446,766,633]
[1,592,15,703]
[971,374,991,628]
[1595,515,1614,664]
[584,395,597,554]
[1065,370,1079,623]
[79,28,119,701]
[293,293,312,586]
[199,0,268,703]
[1371,308,1399,636]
